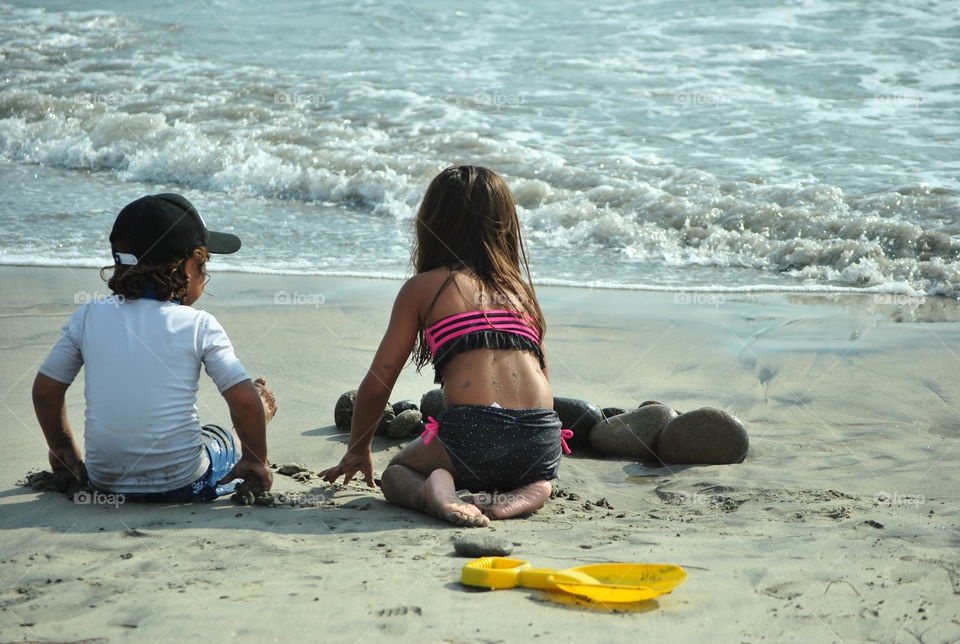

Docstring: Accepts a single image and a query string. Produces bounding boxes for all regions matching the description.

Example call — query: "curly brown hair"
[101,247,210,302]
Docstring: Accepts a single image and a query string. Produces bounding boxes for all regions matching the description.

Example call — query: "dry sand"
[1,266,959,643]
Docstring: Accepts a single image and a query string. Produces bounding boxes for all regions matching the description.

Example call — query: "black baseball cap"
[109,194,241,265]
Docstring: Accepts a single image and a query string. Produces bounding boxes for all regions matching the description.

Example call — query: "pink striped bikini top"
[424,309,545,383]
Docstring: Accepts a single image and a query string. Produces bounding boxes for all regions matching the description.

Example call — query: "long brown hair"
[412,165,545,369]
[101,247,209,302]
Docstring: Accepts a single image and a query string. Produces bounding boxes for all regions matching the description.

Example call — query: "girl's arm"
[32,373,86,483]
[320,278,422,487]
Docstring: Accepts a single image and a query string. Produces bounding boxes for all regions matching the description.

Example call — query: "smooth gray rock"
[453,534,514,558]
[589,404,678,460]
[334,390,357,431]
[639,400,681,414]
[638,400,665,407]
[387,409,424,439]
[553,396,604,450]
[420,388,446,420]
[392,400,419,415]
[277,463,309,476]
[657,408,749,464]
[377,404,396,436]
[601,407,626,419]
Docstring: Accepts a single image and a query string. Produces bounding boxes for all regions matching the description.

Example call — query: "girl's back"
[414,267,552,410]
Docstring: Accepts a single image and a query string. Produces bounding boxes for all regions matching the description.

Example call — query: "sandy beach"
[1,265,959,643]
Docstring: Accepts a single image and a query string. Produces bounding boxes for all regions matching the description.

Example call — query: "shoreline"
[1,261,956,300]
[1,265,958,642]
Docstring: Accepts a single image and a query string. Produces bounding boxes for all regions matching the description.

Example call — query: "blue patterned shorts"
[119,425,242,503]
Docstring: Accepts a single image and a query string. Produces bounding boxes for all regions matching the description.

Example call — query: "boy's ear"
[184,248,208,273]
[183,253,208,283]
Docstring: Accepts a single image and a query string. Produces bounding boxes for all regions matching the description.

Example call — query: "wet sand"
[1,266,958,642]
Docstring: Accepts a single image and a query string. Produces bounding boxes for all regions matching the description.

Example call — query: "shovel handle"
[461,557,532,589]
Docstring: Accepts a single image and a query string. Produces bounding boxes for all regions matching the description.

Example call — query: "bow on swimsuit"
[423,309,571,453]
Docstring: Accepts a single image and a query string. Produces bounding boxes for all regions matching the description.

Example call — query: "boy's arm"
[32,373,85,483]
[218,379,273,490]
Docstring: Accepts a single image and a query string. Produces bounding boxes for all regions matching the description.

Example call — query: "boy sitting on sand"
[32,194,275,501]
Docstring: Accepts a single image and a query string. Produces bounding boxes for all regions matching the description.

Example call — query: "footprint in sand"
[374,606,422,617]
[761,580,810,600]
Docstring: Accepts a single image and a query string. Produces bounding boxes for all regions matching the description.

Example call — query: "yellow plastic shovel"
[461,556,687,603]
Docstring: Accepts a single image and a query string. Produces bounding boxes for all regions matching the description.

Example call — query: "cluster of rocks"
[334,389,748,464]
[334,390,428,440]
[231,480,274,506]
[556,397,749,465]
[231,464,324,507]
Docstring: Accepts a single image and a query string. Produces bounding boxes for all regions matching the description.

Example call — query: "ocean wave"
[1,2,959,297]
[2,83,959,296]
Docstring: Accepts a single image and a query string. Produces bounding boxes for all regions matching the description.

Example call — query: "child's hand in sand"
[319,449,376,488]
[48,447,86,486]
[219,457,273,491]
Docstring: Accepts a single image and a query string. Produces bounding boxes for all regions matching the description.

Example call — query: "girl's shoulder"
[402,267,475,327]
[406,266,452,284]
[402,267,455,299]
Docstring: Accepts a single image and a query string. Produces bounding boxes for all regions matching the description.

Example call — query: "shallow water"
[1,1,958,294]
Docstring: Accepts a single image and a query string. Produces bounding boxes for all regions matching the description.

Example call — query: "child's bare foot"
[469,481,552,519]
[420,470,489,528]
[254,377,278,423]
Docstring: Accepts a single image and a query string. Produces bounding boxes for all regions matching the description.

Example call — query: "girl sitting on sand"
[320,165,565,528]
[33,194,276,501]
